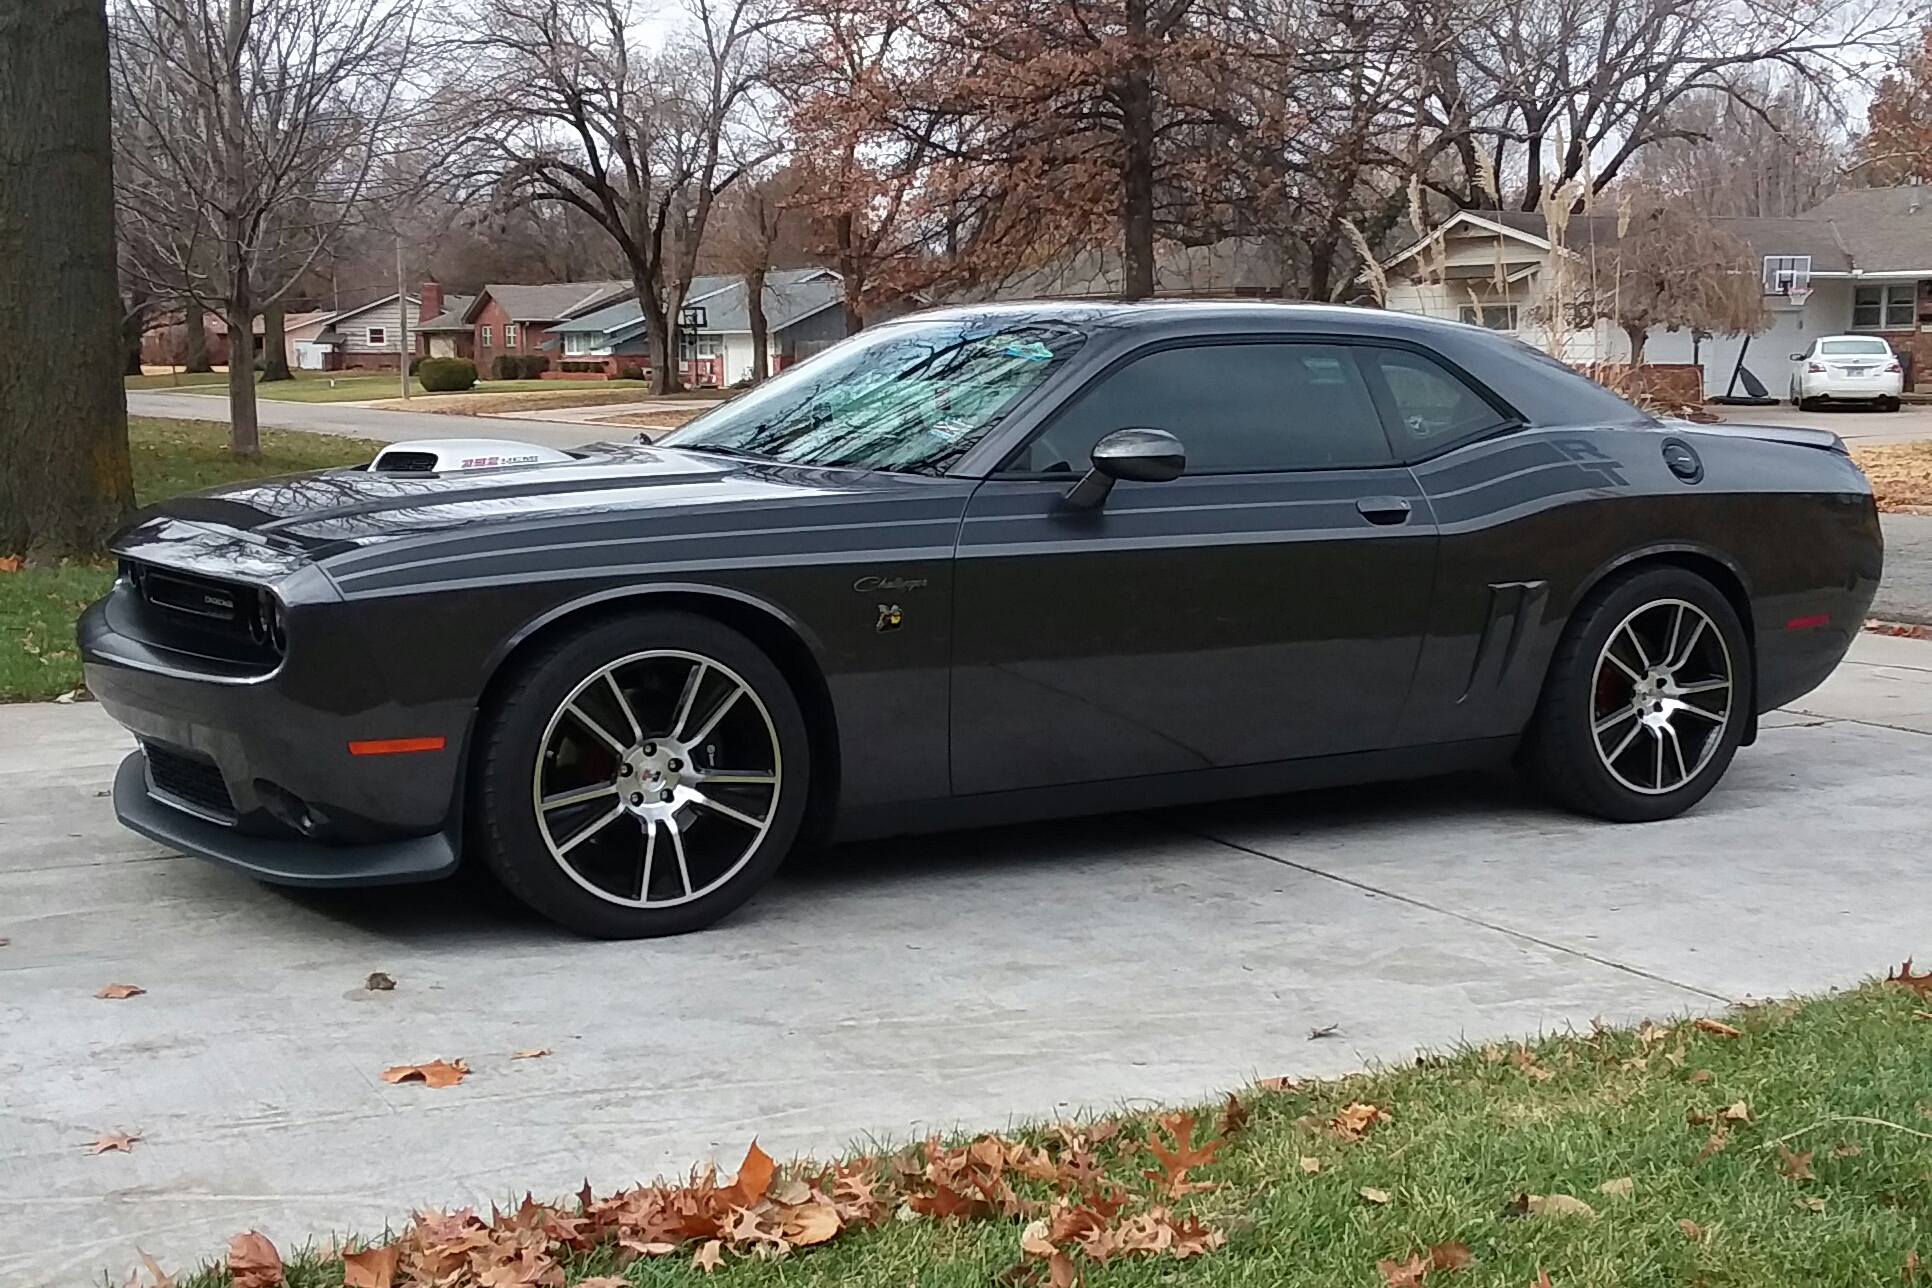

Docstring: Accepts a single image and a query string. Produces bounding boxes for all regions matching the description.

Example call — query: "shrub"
[408,356,424,376]
[417,357,478,392]
[618,364,647,382]
[490,353,521,381]
[522,354,550,377]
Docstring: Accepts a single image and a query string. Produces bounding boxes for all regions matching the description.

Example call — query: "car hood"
[114,441,942,567]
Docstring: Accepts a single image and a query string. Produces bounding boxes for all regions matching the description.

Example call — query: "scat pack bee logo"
[876,604,904,633]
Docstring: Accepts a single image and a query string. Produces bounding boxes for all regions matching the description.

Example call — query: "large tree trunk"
[226,253,259,457]
[835,213,864,334]
[1117,0,1156,301]
[745,266,769,384]
[183,302,213,372]
[1306,231,1337,303]
[636,276,677,396]
[0,0,134,559]
[260,298,291,381]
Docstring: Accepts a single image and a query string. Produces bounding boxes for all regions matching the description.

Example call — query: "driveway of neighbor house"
[4,632,1931,1287]
[1708,400,1932,446]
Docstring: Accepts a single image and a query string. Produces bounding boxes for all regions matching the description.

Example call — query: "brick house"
[413,282,477,360]
[460,280,631,371]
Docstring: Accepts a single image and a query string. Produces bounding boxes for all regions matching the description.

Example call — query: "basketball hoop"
[1770,286,1811,310]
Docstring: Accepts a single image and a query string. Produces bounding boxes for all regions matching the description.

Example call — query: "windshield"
[661,317,1086,474]
[1819,339,1892,356]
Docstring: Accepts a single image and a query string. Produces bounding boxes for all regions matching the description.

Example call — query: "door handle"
[1355,496,1412,525]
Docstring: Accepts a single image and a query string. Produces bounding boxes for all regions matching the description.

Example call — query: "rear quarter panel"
[1400,425,1879,745]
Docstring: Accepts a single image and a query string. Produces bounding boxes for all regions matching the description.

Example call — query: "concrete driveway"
[4,632,1930,1286]
[1709,400,1932,446]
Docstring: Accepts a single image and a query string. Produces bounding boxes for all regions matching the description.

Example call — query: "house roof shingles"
[545,269,845,340]
[467,281,632,324]
[416,293,477,332]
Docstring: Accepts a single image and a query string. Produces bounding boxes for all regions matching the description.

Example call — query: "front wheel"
[1524,567,1751,822]
[475,611,810,937]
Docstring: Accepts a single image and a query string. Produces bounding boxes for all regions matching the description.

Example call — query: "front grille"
[144,742,237,822]
[122,561,284,670]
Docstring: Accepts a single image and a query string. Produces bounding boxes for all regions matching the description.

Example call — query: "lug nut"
[619,763,633,777]
[642,742,656,755]
[659,788,675,802]
[629,792,644,805]
[667,758,682,772]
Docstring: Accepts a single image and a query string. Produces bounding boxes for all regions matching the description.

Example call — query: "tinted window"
[1009,342,1391,474]
[1364,347,1510,454]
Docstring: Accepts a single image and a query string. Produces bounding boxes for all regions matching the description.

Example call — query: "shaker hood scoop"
[369,439,580,473]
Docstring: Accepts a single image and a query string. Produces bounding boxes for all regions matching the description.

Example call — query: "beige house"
[1380,189,1932,396]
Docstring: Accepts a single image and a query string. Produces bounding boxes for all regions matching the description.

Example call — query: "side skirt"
[831,735,1521,843]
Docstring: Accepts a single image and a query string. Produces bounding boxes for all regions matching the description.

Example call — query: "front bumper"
[114,749,458,885]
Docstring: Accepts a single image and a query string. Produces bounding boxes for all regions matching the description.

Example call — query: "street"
[3,631,1930,1286]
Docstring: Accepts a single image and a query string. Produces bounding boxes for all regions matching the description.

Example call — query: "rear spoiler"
[1660,419,1847,455]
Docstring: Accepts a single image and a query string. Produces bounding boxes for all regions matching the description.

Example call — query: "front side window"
[1009,342,1391,474]
[661,317,1085,475]
[1364,347,1511,453]
[367,326,386,347]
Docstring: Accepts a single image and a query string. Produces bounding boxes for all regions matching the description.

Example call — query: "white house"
[1380,187,1932,398]
[295,292,420,371]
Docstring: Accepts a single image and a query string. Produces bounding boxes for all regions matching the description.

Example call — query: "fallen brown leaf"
[363,972,395,991]
[340,1243,399,1288]
[1298,1156,1323,1174]
[1721,1101,1752,1122]
[1694,1017,1742,1038]
[85,1131,140,1155]
[692,1239,724,1273]
[1378,1252,1429,1286]
[1888,959,1932,997]
[1531,1270,1554,1288]
[1776,1147,1815,1181]
[575,1279,629,1288]
[381,1059,468,1087]
[0,555,20,573]
[1796,1195,1826,1212]
[226,1231,283,1288]
[1143,1111,1222,1196]
[1216,1092,1250,1138]
[1328,1102,1388,1141]
[1688,1069,1713,1083]
[511,1048,551,1060]
[1597,1177,1634,1198]
[781,1196,841,1247]
[1360,1186,1391,1205]
[1834,1143,1865,1157]
[1429,1240,1474,1270]
[1677,1218,1704,1241]
[1695,1128,1729,1162]
[96,983,145,1000]
[1257,1075,1299,1091]
[1906,1250,1921,1283]
[1047,1250,1078,1287]
[725,1141,776,1207]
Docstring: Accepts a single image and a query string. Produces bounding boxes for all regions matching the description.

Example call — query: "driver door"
[948,340,1439,796]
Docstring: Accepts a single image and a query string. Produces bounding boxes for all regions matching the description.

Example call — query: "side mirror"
[1064,428,1185,508]
[1789,353,1806,361]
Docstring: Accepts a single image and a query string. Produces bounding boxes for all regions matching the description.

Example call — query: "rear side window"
[1008,342,1392,474]
[1361,347,1512,455]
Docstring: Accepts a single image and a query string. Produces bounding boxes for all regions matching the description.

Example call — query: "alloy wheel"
[531,650,782,907]
[1589,598,1733,795]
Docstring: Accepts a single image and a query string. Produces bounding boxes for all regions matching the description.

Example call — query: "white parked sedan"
[1790,335,1904,411]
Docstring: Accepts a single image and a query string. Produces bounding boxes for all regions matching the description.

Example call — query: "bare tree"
[1,0,136,559]
[111,0,414,455]
[448,0,780,393]
[1627,72,1846,216]
[1590,190,1766,364]
[705,169,800,382]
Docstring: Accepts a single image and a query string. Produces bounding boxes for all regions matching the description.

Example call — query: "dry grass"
[1850,442,1932,514]
[364,387,675,416]
[590,407,708,430]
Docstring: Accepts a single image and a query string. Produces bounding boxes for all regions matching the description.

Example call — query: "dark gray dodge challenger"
[81,302,1883,937]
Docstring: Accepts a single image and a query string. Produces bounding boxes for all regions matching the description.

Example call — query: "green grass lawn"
[0,416,381,701]
[161,980,1932,1288]
[130,371,657,402]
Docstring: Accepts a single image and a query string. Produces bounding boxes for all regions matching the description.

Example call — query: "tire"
[475,610,811,937]
[1882,397,1903,412]
[1524,566,1751,823]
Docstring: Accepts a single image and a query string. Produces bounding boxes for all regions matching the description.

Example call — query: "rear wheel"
[1525,567,1751,822]
[476,611,810,937]
[1882,397,1903,412]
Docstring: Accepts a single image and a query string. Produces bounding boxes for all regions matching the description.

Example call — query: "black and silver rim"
[532,650,781,908]
[1590,599,1733,796]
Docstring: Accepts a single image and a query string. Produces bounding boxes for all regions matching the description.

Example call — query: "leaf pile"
[1851,442,1932,514]
[322,1116,1243,1285]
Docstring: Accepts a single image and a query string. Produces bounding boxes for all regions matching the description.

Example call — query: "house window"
[505,323,520,350]
[1762,255,1811,295]
[1853,284,1916,330]
[678,333,722,359]
[367,326,386,347]
[563,332,611,356]
[1458,304,1518,332]
[480,324,492,346]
